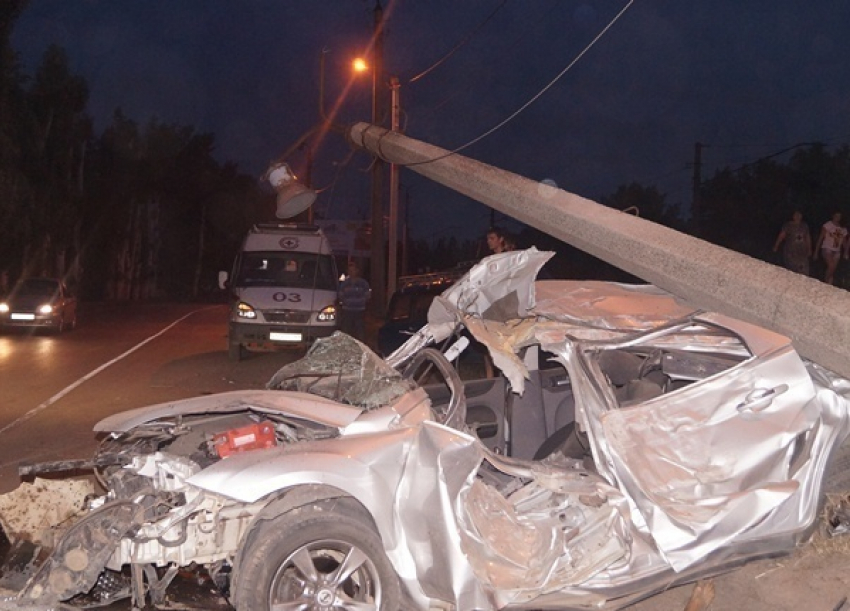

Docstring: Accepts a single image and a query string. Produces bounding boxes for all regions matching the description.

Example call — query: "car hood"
[4,294,57,308]
[94,389,364,433]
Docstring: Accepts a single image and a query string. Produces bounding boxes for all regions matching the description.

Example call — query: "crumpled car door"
[596,315,818,571]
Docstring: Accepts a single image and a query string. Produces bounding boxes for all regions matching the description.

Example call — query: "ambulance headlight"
[318,304,336,322]
[235,302,257,319]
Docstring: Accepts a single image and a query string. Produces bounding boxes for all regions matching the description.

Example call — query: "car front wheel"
[233,500,402,611]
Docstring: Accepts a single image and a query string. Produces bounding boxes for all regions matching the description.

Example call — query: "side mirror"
[218,271,229,290]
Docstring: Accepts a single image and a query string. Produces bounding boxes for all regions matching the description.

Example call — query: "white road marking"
[0,308,212,436]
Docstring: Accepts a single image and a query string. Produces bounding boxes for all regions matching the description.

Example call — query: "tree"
[600,182,683,229]
[0,0,30,285]
[695,143,850,265]
[18,44,91,280]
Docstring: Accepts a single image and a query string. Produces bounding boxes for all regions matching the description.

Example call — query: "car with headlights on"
[0,277,77,333]
[2,249,850,611]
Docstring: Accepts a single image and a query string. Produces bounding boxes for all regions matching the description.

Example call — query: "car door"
[588,313,819,571]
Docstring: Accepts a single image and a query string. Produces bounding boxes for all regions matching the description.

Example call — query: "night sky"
[11,1,850,242]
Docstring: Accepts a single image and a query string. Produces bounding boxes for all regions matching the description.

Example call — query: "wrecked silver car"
[2,248,850,611]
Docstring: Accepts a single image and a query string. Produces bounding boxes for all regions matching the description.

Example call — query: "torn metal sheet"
[387,248,552,370]
[533,281,697,332]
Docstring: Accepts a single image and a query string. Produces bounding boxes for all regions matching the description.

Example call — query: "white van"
[219,223,339,361]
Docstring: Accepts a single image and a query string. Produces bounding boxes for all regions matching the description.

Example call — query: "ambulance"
[219,223,338,360]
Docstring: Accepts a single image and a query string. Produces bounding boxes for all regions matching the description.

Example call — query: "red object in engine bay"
[213,421,278,458]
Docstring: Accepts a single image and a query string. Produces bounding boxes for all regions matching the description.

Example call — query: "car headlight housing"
[318,304,336,322]
[235,301,257,319]
[38,304,54,314]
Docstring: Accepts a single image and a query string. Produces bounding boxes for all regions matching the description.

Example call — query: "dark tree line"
[696,144,850,264]
[1,5,267,300]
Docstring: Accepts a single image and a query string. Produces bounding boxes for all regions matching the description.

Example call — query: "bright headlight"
[318,305,336,322]
[38,304,54,314]
[0,303,8,313]
[235,301,257,319]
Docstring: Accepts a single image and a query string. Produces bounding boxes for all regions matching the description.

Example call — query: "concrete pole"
[349,122,850,379]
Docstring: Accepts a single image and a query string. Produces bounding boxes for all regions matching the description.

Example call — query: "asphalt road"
[0,302,303,494]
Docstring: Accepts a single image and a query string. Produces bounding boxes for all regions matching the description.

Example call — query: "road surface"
[0,302,302,493]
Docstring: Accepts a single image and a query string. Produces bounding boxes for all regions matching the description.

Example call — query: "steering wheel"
[402,348,467,430]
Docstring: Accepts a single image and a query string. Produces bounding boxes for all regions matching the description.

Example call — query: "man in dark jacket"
[338,260,371,341]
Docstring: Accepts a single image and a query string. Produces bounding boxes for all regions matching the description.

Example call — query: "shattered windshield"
[267,333,417,409]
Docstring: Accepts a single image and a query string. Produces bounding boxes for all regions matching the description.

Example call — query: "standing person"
[486,227,507,254]
[772,210,812,275]
[338,260,371,342]
[813,211,848,285]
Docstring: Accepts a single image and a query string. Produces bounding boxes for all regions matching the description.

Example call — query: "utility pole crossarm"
[349,122,850,379]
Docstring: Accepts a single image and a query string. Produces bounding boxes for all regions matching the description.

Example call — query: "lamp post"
[369,0,386,315]
[387,76,401,297]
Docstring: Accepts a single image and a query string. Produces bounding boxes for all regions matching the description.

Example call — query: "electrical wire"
[411,1,563,121]
[700,132,850,150]
[399,0,636,167]
[407,0,510,85]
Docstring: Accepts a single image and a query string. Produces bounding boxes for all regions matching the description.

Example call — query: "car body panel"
[93,389,364,432]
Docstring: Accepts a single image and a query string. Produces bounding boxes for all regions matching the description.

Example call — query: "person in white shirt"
[813,211,848,285]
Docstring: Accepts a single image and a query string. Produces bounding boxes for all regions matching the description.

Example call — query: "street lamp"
[387,76,401,297]
[352,57,368,74]
[350,57,402,298]
[269,49,367,223]
[369,0,386,315]
[265,161,316,220]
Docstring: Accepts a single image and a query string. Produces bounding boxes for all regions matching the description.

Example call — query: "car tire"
[233,501,402,611]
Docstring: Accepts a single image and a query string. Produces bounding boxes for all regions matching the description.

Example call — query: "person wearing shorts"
[813,211,848,285]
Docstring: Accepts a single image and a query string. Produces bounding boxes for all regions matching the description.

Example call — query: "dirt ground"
[626,528,850,611]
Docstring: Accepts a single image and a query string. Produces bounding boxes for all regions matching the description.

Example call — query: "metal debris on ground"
[0,478,92,547]
[825,494,850,537]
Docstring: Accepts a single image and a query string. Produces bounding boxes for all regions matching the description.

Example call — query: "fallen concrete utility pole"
[350,122,850,379]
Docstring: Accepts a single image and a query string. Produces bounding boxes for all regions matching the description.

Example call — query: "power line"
[407,0,510,85]
[414,2,564,118]
[700,133,850,150]
[399,0,636,167]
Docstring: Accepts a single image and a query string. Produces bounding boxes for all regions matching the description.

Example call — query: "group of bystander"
[773,211,849,285]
